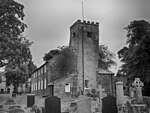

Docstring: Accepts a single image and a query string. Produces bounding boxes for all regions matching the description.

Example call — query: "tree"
[5,60,37,92]
[0,0,29,67]
[118,20,150,96]
[98,45,116,70]
[44,46,70,81]
[43,49,61,62]
[28,60,37,78]
[0,0,36,92]
[44,45,116,81]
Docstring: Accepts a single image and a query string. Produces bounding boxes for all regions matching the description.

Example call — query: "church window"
[41,80,43,89]
[85,80,89,88]
[31,84,32,91]
[44,78,47,89]
[38,81,40,90]
[65,83,70,92]
[33,83,35,91]
[36,82,38,91]
[87,32,92,37]
[34,73,35,78]
[73,32,76,37]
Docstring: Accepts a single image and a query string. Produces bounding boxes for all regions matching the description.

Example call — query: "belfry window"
[73,32,76,37]
[87,32,92,37]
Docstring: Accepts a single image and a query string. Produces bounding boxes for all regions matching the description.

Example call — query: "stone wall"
[52,75,78,99]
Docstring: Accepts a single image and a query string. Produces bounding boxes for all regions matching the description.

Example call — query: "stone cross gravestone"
[132,78,144,102]
[102,95,118,113]
[45,96,61,113]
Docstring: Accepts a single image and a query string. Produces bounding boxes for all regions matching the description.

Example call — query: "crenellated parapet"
[70,19,99,29]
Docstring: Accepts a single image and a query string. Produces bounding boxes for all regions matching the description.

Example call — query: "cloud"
[17,0,150,70]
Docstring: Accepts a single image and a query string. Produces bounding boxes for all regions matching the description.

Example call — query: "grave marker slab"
[77,95,91,113]
[102,95,118,113]
[45,96,61,113]
[27,94,35,107]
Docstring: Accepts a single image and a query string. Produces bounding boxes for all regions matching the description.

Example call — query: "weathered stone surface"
[8,108,25,113]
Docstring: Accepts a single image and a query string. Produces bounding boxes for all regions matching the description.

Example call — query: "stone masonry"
[69,20,99,93]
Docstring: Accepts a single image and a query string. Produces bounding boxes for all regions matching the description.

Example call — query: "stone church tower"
[69,20,99,94]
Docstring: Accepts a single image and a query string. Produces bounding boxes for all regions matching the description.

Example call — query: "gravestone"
[116,81,124,105]
[27,94,35,107]
[98,85,102,103]
[132,78,144,103]
[76,95,91,113]
[129,86,135,98]
[45,96,61,113]
[12,93,16,98]
[22,84,26,93]
[102,95,118,113]
[69,102,78,113]
[129,78,149,113]
[18,85,21,95]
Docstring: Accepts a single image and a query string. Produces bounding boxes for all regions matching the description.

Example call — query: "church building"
[31,20,115,98]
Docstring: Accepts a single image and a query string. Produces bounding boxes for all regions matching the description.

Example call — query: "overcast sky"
[17,0,150,73]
